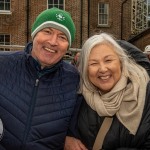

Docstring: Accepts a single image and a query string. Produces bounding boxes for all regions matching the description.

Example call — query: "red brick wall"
[0,0,27,46]
[87,0,122,39]
[0,0,149,51]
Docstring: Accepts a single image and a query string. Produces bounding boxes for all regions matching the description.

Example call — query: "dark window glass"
[0,0,10,11]
[48,0,64,9]
[98,3,109,25]
[0,34,10,51]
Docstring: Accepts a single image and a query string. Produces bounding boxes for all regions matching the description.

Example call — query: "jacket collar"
[24,42,62,77]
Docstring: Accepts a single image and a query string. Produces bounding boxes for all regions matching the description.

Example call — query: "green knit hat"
[31,7,76,47]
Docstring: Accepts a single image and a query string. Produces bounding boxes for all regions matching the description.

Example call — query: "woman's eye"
[88,62,97,66]
[105,59,112,62]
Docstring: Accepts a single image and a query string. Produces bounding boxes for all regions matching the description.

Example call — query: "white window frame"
[47,0,65,10]
[98,3,109,26]
[0,34,11,51]
[0,0,11,14]
[148,0,150,27]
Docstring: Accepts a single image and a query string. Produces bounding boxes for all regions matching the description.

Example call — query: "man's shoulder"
[0,51,25,66]
[62,60,79,74]
[0,50,24,57]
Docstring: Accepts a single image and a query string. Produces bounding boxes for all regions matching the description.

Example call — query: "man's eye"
[43,29,51,34]
[45,30,51,34]
[59,36,67,41]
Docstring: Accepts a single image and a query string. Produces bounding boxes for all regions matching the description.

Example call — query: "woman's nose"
[98,64,107,72]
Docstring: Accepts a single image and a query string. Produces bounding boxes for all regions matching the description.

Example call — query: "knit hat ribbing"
[31,8,76,47]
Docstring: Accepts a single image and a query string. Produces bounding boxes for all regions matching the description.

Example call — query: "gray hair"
[78,32,146,92]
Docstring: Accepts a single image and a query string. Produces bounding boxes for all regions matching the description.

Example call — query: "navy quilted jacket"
[0,42,81,150]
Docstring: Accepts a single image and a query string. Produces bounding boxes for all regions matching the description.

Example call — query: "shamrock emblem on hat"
[56,13,65,21]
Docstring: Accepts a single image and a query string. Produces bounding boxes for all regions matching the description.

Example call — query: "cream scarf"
[82,66,149,135]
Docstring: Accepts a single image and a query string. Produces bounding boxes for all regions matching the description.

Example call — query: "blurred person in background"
[117,41,150,76]
[143,45,150,61]
[71,52,80,68]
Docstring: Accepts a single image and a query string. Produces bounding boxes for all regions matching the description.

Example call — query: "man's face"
[31,27,69,68]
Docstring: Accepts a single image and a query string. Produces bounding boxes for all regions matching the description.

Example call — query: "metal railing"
[0,45,81,62]
[0,45,25,51]
[0,45,81,52]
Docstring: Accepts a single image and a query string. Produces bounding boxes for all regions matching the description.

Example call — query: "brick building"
[0,0,150,52]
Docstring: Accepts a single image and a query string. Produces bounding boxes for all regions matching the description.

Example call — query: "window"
[98,3,109,26]
[0,0,11,14]
[48,0,64,9]
[148,0,150,27]
[0,34,10,51]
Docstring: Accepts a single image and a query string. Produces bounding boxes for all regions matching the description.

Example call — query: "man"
[0,7,83,150]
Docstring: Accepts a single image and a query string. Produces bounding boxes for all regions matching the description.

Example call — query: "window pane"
[99,3,108,25]
[5,35,10,45]
[0,34,10,51]
[55,0,58,4]
[99,4,104,13]
[5,3,10,10]
[104,5,108,13]
[148,20,150,27]
[54,4,58,8]
[48,0,64,9]
[0,0,10,10]
[48,5,53,9]
[148,4,150,16]
[0,35,4,44]
[59,5,63,9]
[0,1,4,10]
[60,0,63,3]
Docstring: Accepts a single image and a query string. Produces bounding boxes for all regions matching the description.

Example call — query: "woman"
[65,33,150,150]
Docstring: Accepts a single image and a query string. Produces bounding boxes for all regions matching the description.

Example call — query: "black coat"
[78,82,150,150]
[117,40,150,76]
[78,41,150,149]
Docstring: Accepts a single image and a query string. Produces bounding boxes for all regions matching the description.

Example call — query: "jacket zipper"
[21,79,39,149]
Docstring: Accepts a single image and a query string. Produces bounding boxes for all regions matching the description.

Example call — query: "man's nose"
[49,34,58,45]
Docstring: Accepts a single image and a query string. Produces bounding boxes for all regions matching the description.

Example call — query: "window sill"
[0,11,12,15]
[97,25,110,28]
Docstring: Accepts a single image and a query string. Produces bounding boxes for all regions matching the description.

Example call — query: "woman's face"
[88,43,122,93]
